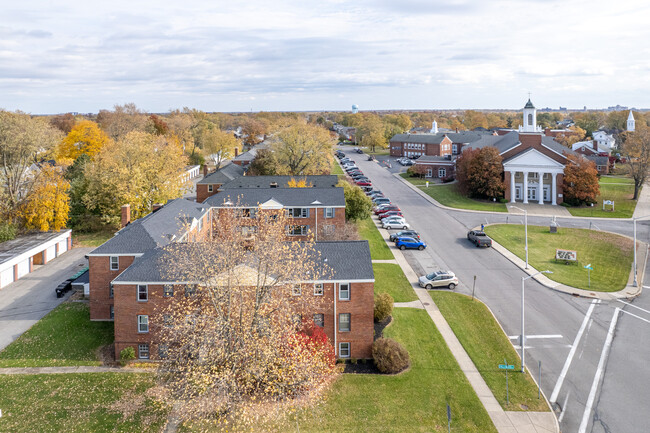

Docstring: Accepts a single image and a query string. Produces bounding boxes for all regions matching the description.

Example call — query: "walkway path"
[373,219,559,433]
[0,365,150,375]
[633,180,650,219]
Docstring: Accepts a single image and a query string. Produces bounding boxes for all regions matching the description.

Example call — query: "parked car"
[403,159,415,166]
[356,180,372,186]
[375,205,400,215]
[344,165,359,172]
[390,230,420,242]
[354,148,364,154]
[418,271,459,290]
[373,198,391,206]
[467,230,492,247]
[379,211,404,221]
[351,174,368,180]
[382,217,409,230]
[340,157,351,163]
[373,203,392,213]
[396,237,427,250]
[361,185,374,192]
[367,190,383,197]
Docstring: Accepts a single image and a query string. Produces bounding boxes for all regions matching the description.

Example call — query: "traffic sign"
[498,364,515,370]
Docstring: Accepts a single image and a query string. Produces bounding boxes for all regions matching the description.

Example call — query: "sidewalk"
[632,180,650,219]
[0,365,150,375]
[375,220,559,433]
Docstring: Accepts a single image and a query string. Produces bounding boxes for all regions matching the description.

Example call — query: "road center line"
[578,307,620,433]
[617,299,650,316]
[550,300,599,403]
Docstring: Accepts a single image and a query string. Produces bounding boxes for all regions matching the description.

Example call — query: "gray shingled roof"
[113,240,374,283]
[222,175,339,189]
[197,162,245,185]
[524,99,535,109]
[90,198,211,255]
[586,155,609,166]
[415,155,455,163]
[204,187,345,207]
[390,133,447,145]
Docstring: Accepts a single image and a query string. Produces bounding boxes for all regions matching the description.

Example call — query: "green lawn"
[373,263,418,302]
[357,217,394,260]
[330,157,345,175]
[73,230,115,247]
[0,373,167,433]
[294,308,497,433]
[430,292,549,411]
[566,176,637,218]
[485,224,633,292]
[400,174,508,212]
[0,302,114,367]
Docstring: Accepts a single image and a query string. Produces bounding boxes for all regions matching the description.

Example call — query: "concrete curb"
[482,224,646,300]
[394,171,642,222]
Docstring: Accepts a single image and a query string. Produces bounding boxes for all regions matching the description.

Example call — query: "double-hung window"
[138,343,149,359]
[207,184,214,193]
[287,208,308,218]
[288,225,308,236]
[313,313,324,327]
[339,283,350,300]
[325,207,334,218]
[338,313,351,332]
[137,315,149,333]
[314,283,323,296]
[137,285,148,302]
[185,285,197,297]
[163,284,174,297]
[110,256,119,271]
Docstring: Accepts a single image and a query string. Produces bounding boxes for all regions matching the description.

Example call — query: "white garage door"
[46,245,56,261]
[0,267,14,288]
[16,259,29,279]
[57,240,67,255]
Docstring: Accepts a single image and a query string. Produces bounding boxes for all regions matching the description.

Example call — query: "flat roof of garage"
[0,231,70,266]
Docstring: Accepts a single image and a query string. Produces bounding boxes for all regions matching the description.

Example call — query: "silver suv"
[418,271,458,290]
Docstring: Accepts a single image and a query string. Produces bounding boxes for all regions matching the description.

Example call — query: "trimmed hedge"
[372,337,410,374]
[374,293,394,322]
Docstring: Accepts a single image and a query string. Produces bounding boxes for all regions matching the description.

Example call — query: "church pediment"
[503,148,565,170]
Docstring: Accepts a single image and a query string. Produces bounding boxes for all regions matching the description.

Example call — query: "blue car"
[395,236,426,251]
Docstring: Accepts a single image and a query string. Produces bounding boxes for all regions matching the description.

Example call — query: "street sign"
[498,364,515,370]
[584,264,593,270]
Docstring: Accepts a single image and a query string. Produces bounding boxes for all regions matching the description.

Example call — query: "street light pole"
[511,206,529,269]
[634,217,638,287]
[521,270,552,374]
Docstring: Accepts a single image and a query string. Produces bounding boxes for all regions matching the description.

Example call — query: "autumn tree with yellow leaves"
[151,208,338,430]
[19,164,70,231]
[82,131,189,226]
[56,120,110,163]
[271,122,334,175]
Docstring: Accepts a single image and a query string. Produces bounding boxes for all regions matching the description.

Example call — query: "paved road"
[0,247,92,351]
[344,148,650,433]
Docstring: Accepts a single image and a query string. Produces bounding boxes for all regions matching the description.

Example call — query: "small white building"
[590,132,616,150]
[627,111,636,132]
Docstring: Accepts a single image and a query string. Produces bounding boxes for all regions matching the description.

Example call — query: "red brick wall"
[114,280,374,360]
[89,255,135,320]
[196,183,221,203]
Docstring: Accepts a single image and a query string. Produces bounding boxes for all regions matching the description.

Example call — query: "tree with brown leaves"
[456,147,505,199]
[151,208,338,430]
[563,154,600,205]
[622,128,650,200]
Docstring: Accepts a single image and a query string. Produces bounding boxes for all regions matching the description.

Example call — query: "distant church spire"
[627,110,635,132]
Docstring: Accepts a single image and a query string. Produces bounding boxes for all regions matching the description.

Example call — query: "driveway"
[0,247,92,351]
[346,147,650,433]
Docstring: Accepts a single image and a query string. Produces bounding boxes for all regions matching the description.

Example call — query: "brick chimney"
[121,204,131,228]
[593,140,598,151]
[234,147,239,157]
[202,164,208,177]
[153,203,163,212]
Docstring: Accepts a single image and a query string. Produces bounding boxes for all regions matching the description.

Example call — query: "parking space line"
[509,334,563,340]
[619,308,650,325]
[550,299,599,404]
[578,307,620,433]
[617,299,650,316]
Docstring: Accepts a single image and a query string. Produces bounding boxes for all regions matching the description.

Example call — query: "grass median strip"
[357,216,394,260]
[373,263,418,302]
[0,373,167,433]
[400,173,507,212]
[294,308,497,432]
[430,292,549,412]
[0,302,114,367]
[485,224,633,292]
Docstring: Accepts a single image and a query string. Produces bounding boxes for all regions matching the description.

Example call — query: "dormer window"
[270,182,278,188]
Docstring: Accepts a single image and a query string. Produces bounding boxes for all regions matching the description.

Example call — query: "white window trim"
[339,342,350,358]
[163,284,174,297]
[292,284,302,296]
[138,343,149,359]
[138,315,149,333]
[137,284,148,302]
[207,184,213,192]
[339,283,350,300]
[325,207,334,218]
[338,313,351,332]
[314,283,324,296]
[110,256,119,271]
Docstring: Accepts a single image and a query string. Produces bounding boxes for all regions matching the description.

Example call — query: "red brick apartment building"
[87,178,373,360]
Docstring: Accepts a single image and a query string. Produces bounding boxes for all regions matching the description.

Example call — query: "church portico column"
[538,172,544,204]
[552,173,557,205]
[510,171,516,203]
[523,171,529,204]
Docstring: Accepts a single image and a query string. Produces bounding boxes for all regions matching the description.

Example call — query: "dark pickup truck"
[467,230,492,247]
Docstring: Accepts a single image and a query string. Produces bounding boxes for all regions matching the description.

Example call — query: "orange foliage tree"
[562,154,600,205]
[456,147,505,199]
[20,165,70,231]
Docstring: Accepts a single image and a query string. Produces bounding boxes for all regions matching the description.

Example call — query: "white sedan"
[382,217,410,230]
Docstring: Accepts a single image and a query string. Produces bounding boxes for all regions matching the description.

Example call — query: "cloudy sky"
[1,0,648,113]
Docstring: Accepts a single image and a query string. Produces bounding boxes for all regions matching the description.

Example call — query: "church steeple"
[627,110,635,132]
[520,98,539,133]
